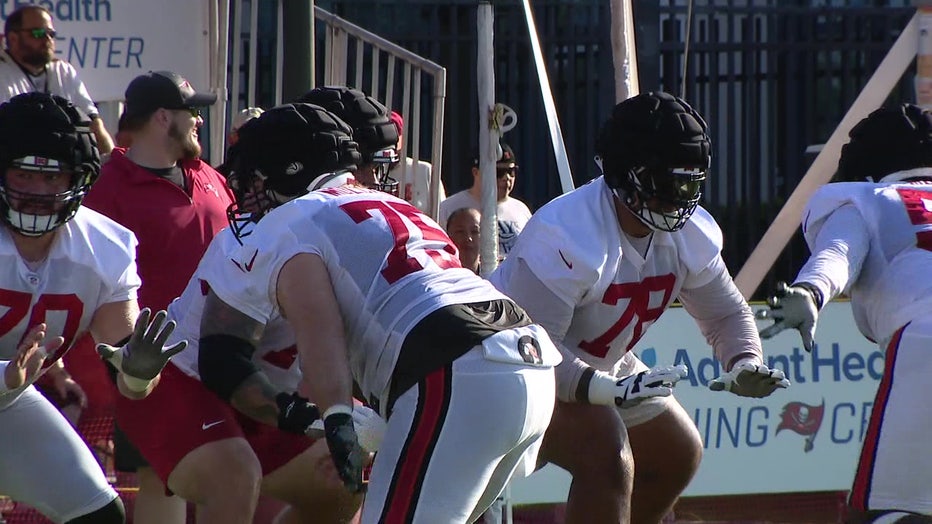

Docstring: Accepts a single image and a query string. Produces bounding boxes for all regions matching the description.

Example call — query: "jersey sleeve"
[80,208,141,304]
[210,214,324,325]
[490,213,598,311]
[674,206,724,282]
[795,203,870,301]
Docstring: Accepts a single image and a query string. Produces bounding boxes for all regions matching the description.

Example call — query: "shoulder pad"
[673,205,722,274]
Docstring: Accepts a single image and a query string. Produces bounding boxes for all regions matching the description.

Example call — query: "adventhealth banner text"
[511,301,879,503]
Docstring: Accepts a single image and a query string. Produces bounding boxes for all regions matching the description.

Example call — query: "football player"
[103,103,382,524]
[489,91,789,523]
[296,85,401,195]
[194,100,564,523]
[758,103,932,523]
[0,92,183,523]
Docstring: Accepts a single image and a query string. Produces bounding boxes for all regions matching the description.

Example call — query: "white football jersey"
[168,226,302,390]
[800,181,932,343]
[0,207,139,407]
[490,177,723,374]
[210,186,508,408]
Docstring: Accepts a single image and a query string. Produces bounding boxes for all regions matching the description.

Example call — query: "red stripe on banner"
[849,325,904,510]
[384,369,447,523]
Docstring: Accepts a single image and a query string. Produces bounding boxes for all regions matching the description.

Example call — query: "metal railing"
[226,1,447,219]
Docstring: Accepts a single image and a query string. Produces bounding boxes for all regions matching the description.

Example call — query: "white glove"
[755,281,821,352]
[351,404,386,453]
[588,365,689,408]
[709,359,790,398]
[309,404,386,452]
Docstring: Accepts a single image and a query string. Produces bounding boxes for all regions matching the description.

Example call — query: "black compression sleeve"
[199,333,260,401]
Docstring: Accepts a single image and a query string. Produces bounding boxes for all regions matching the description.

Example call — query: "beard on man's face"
[168,120,202,160]
[18,46,53,68]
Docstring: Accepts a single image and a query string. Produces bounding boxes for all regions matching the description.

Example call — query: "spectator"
[388,109,446,215]
[439,141,531,261]
[489,92,788,522]
[0,5,114,152]
[757,103,932,522]
[0,92,180,524]
[82,70,234,524]
[446,207,481,274]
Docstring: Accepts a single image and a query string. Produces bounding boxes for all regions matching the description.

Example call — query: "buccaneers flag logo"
[776,400,825,452]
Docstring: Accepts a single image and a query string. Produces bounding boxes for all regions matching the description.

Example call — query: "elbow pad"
[199,334,260,401]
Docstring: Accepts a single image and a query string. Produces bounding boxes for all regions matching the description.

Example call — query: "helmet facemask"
[0,156,92,237]
[359,147,399,196]
[615,164,706,233]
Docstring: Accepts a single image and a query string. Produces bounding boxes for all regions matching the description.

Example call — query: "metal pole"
[282,0,315,102]
[477,1,500,277]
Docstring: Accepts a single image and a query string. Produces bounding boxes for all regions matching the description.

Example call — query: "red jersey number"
[339,199,460,284]
[896,188,932,251]
[578,274,676,359]
[0,289,84,368]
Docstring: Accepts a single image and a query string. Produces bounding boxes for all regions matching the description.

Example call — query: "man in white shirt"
[0,5,114,153]
[439,141,532,261]
[758,103,932,523]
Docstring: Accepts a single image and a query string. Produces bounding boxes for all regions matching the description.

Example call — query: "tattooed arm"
[198,290,283,427]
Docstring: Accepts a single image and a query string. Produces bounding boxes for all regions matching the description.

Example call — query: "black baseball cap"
[472,141,516,167]
[123,71,216,117]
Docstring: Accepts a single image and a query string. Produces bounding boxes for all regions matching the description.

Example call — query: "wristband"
[120,372,154,393]
[792,281,824,310]
[323,404,354,419]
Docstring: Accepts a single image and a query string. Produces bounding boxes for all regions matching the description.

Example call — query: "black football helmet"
[0,92,100,237]
[835,103,932,183]
[225,102,362,240]
[295,86,400,195]
[596,91,711,232]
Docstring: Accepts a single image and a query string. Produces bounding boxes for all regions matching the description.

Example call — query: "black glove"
[324,407,366,493]
[275,392,321,435]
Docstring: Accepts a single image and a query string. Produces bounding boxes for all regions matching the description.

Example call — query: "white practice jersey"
[211,186,508,408]
[490,177,723,374]
[799,180,932,343]
[168,226,302,391]
[0,207,139,408]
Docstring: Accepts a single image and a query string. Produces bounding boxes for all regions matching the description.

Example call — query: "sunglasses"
[177,108,201,118]
[19,28,56,40]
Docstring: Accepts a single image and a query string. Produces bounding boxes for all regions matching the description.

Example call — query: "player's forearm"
[298,339,354,415]
[229,372,283,427]
[679,269,762,371]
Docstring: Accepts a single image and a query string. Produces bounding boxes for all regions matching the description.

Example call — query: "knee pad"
[66,496,125,523]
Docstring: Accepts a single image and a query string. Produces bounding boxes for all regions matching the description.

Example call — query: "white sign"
[5,0,212,101]
[511,301,881,502]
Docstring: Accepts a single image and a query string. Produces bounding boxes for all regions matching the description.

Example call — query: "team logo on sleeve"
[776,400,825,452]
[517,335,543,365]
